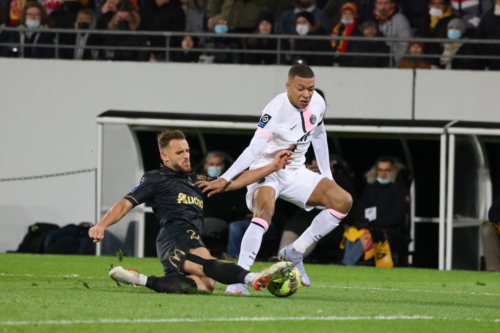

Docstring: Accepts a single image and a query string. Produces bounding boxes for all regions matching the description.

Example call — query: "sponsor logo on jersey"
[258,114,272,128]
[310,114,317,125]
[177,193,203,208]
[130,177,145,193]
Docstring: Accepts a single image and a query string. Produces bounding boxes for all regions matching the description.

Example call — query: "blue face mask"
[377,177,390,185]
[207,166,223,177]
[214,24,228,34]
[448,29,461,40]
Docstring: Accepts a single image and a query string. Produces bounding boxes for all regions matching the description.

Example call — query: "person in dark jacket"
[244,11,278,65]
[6,2,55,59]
[398,41,434,69]
[140,0,185,59]
[331,2,362,67]
[351,20,390,67]
[171,35,200,62]
[50,0,84,59]
[73,8,102,60]
[101,0,148,61]
[293,11,332,66]
[199,14,242,64]
[481,192,500,272]
[416,0,456,57]
[439,18,479,69]
[475,0,500,70]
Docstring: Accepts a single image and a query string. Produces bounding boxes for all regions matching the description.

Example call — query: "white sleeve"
[220,131,268,181]
[311,122,333,180]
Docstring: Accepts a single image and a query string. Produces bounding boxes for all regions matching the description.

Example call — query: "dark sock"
[202,259,249,285]
[145,274,197,294]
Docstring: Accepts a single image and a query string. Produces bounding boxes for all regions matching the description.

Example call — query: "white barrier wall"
[0,58,498,252]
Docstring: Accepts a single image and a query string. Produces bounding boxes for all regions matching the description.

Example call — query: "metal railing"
[1,27,500,66]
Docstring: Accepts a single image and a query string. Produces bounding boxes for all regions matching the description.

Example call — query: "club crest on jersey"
[310,115,317,125]
[258,114,272,128]
[130,177,144,193]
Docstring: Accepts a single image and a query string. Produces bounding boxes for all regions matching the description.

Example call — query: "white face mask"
[207,166,223,177]
[429,7,443,17]
[25,19,40,29]
[296,24,309,36]
[341,18,354,25]
[495,4,500,16]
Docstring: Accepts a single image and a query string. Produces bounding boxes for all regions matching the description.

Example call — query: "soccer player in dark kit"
[89,129,294,294]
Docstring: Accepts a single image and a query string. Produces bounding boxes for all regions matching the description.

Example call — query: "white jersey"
[251,92,326,170]
[220,91,331,183]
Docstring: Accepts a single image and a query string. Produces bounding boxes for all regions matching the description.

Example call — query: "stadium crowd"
[0,0,500,68]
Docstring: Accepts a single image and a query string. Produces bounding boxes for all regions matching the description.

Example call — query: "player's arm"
[197,150,293,196]
[88,199,133,243]
[311,121,333,180]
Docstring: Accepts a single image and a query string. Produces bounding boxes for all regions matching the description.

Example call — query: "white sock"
[244,272,258,286]
[293,209,343,254]
[135,274,148,286]
[237,219,267,270]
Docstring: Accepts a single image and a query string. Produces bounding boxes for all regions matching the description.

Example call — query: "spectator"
[417,0,456,57]
[342,156,410,266]
[73,8,101,60]
[9,0,35,26]
[481,192,500,272]
[186,0,207,32]
[6,2,55,58]
[322,0,361,27]
[269,0,295,23]
[369,0,411,66]
[276,0,330,34]
[351,20,390,67]
[440,18,479,69]
[292,11,332,66]
[171,35,200,62]
[244,11,278,65]
[96,0,138,29]
[207,0,269,32]
[199,14,242,63]
[330,2,362,67]
[50,0,84,59]
[277,155,358,261]
[100,0,148,61]
[475,0,500,70]
[197,151,232,177]
[451,0,493,29]
[139,0,185,60]
[398,41,434,69]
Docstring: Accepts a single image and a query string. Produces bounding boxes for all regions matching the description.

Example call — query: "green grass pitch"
[0,253,499,333]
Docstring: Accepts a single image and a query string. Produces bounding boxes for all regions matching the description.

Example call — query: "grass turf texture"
[0,254,499,333]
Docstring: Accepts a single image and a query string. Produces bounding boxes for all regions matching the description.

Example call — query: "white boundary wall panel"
[414,69,500,122]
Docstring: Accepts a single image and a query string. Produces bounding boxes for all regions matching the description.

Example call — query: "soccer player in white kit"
[200,64,353,295]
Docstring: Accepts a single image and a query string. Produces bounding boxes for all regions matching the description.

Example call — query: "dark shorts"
[156,220,206,275]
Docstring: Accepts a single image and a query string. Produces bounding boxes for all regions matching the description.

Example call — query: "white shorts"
[245,166,327,213]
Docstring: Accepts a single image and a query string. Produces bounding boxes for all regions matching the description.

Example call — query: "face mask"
[495,4,500,16]
[429,7,443,17]
[25,19,40,29]
[214,24,228,34]
[296,24,309,36]
[77,22,90,30]
[448,29,461,39]
[341,18,354,25]
[377,177,390,185]
[207,166,223,177]
[117,19,130,30]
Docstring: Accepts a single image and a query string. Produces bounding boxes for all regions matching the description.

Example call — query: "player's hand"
[271,150,294,171]
[196,178,228,197]
[88,225,106,243]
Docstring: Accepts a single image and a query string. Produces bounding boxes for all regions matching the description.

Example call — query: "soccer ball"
[267,266,301,298]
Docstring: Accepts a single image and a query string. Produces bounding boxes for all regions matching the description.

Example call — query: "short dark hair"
[78,8,94,20]
[288,64,314,80]
[157,130,186,150]
[376,156,395,165]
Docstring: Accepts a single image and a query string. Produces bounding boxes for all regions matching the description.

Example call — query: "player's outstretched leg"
[226,186,276,295]
[280,178,352,287]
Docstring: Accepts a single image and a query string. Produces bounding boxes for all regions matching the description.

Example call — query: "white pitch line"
[316,285,500,297]
[1,316,500,326]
